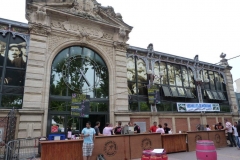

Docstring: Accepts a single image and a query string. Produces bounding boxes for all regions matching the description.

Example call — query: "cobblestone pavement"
[132,147,240,160]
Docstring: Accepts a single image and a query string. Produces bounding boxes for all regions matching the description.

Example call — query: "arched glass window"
[48,46,109,136]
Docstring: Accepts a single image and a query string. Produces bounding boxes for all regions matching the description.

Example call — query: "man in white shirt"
[233,122,240,149]
[206,125,211,131]
[224,119,236,147]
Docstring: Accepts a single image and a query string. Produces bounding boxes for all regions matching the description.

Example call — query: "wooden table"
[187,130,227,151]
[161,133,187,153]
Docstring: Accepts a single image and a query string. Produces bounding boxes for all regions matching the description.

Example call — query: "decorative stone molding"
[26,4,50,26]
[29,24,51,36]
[113,42,129,52]
[95,44,114,60]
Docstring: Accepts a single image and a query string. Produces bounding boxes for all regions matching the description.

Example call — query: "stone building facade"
[0,0,238,139]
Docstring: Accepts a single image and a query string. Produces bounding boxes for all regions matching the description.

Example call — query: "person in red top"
[149,122,157,133]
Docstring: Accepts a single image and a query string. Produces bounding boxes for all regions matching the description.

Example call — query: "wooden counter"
[40,133,162,160]
[161,134,187,153]
[187,130,227,151]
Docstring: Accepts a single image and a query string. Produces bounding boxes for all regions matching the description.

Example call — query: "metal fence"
[5,137,40,160]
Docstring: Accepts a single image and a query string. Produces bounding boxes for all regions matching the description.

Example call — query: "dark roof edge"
[0,18,29,28]
[128,45,225,69]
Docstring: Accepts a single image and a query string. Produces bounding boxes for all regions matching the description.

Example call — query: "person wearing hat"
[8,43,21,62]
[12,42,27,68]
[0,41,6,66]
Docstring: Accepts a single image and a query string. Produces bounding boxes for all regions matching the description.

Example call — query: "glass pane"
[167,64,175,85]
[170,87,178,97]
[128,82,137,95]
[66,116,80,134]
[1,94,23,108]
[175,65,182,86]
[140,102,150,111]
[160,62,167,85]
[129,102,138,111]
[90,102,108,112]
[212,91,220,100]
[220,104,230,112]
[153,62,160,84]
[182,66,189,87]
[70,46,82,57]
[218,92,226,100]
[51,115,65,133]
[7,36,27,68]
[214,72,221,90]
[0,40,7,66]
[206,90,214,99]
[136,59,147,83]
[209,72,216,90]
[127,57,136,81]
[185,88,194,98]
[4,69,25,86]
[95,67,109,98]
[138,83,147,95]
[177,87,185,96]
[162,86,172,97]
[82,47,94,60]
[51,48,69,96]
[49,101,71,111]
[95,53,106,67]
[156,102,172,111]
[188,68,195,88]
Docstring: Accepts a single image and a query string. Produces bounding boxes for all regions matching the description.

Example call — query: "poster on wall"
[148,85,160,104]
[0,128,4,142]
[177,103,220,112]
[71,93,90,118]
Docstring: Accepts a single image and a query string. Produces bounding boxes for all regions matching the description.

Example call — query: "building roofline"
[0,18,29,28]
[128,45,226,69]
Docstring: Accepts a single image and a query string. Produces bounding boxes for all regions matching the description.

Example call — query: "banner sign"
[148,85,160,104]
[71,94,90,118]
[177,103,220,112]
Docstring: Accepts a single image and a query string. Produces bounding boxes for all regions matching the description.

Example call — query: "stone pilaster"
[224,66,238,113]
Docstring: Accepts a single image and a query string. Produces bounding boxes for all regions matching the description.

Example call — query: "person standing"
[224,119,236,147]
[94,121,102,136]
[81,121,95,160]
[156,124,165,134]
[149,122,157,133]
[206,125,211,131]
[134,123,140,133]
[103,123,114,136]
[164,123,171,134]
[233,122,240,149]
[114,121,123,135]
[237,120,240,148]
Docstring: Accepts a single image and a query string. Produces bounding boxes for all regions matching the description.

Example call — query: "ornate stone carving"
[147,43,154,58]
[220,52,229,66]
[51,20,104,38]
[113,42,129,51]
[30,25,51,36]
[26,4,49,26]
[48,34,79,53]
[103,33,113,40]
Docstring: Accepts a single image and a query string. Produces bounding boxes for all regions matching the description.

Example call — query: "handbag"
[97,154,105,160]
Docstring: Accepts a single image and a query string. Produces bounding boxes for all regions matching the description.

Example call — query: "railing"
[5,137,40,160]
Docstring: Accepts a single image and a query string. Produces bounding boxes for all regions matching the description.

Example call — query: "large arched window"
[48,46,109,136]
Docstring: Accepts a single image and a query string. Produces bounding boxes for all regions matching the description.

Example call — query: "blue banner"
[177,103,220,112]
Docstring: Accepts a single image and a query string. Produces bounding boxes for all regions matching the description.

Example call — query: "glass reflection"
[214,72,221,90]
[209,71,215,90]
[167,64,175,85]
[137,59,147,82]
[170,87,178,97]
[70,46,82,57]
[127,57,135,81]
[153,62,160,84]
[90,102,108,112]
[182,66,189,87]
[160,62,167,85]
[1,94,23,108]
[5,69,25,86]
[128,82,137,95]
[178,87,185,96]
[188,68,195,88]
[175,65,182,86]
[140,102,150,111]
[0,40,6,66]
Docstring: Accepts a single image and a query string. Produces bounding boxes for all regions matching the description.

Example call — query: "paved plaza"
[133,147,240,160]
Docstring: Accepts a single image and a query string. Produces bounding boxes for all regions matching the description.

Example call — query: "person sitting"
[156,124,165,134]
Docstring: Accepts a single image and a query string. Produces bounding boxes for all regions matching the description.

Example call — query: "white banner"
[177,103,220,112]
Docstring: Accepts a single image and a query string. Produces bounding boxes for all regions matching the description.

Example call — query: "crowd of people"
[149,121,171,134]
[205,119,240,149]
